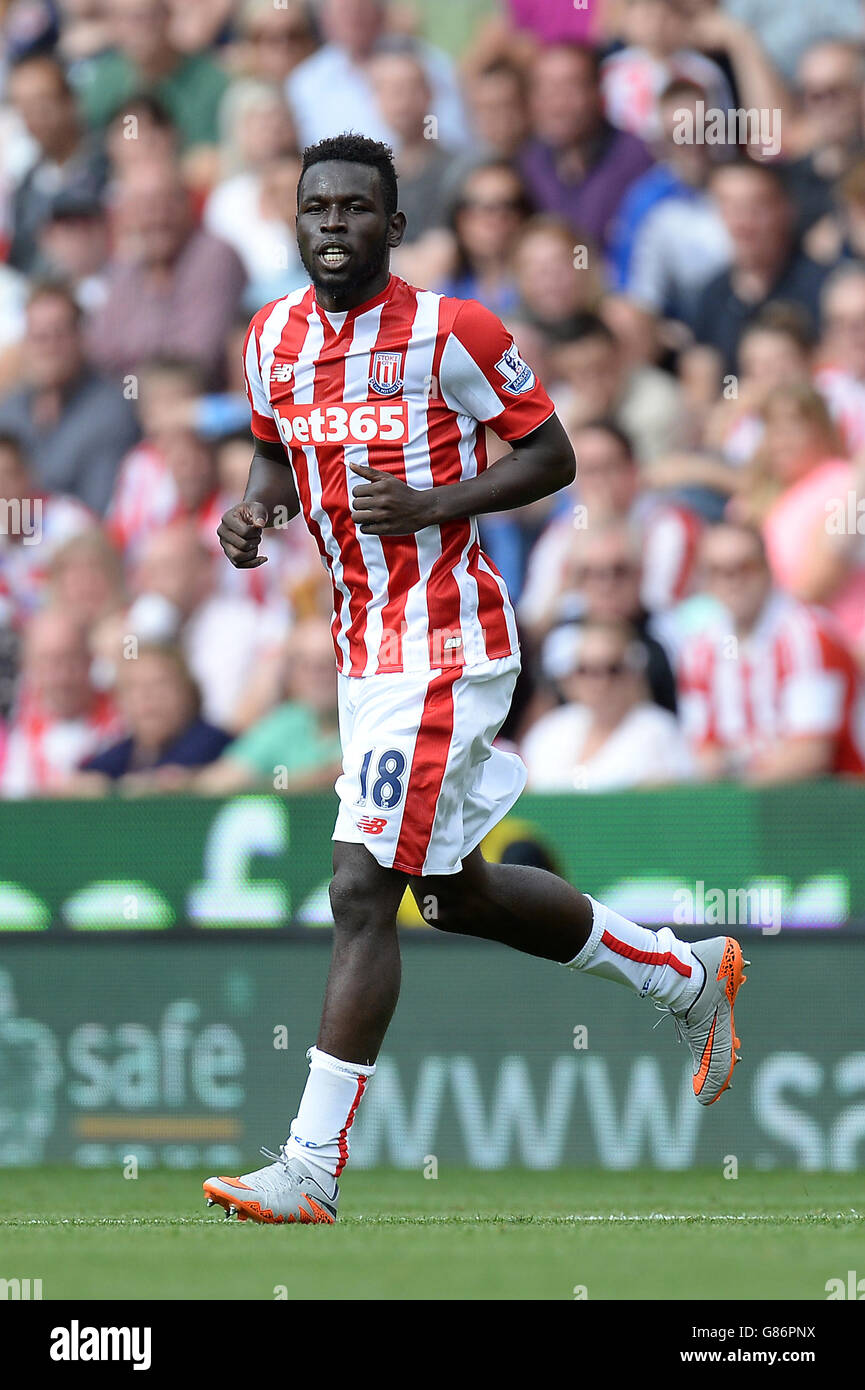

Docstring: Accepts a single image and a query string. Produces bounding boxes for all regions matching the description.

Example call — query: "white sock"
[284,1046,374,1181]
[566,897,703,1012]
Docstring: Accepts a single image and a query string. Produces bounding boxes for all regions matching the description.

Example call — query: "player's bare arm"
[217,438,300,568]
[349,414,575,536]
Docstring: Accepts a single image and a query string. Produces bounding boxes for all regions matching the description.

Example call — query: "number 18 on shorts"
[332,656,526,877]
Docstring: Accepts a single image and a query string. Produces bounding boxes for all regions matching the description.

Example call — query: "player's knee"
[329,867,390,936]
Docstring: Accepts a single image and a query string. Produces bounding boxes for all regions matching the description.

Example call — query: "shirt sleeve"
[438,299,556,441]
[243,315,281,444]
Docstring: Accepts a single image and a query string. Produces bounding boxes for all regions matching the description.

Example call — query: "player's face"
[296,161,404,308]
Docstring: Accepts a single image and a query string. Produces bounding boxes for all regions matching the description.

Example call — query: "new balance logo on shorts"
[357,816,387,835]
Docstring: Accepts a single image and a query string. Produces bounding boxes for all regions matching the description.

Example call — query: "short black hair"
[298,132,399,217]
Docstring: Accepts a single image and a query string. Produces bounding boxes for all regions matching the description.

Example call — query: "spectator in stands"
[0,433,95,618]
[679,520,865,781]
[530,517,679,713]
[106,351,261,564]
[6,53,107,273]
[513,216,604,340]
[211,78,299,178]
[730,381,847,542]
[520,423,701,635]
[702,302,816,467]
[167,0,235,57]
[196,617,342,794]
[55,0,113,64]
[369,50,452,244]
[46,527,127,630]
[213,431,317,609]
[127,520,288,730]
[0,607,117,795]
[86,160,246,387]
[0,282,140,514]
[601,0,733,144]
[437,161,531,315]
[787,41,864,242]
[521,616,693,791]
[464,59,531,164]
[287,0,465,150]
[104,92,179,179]
[110,423,223,566]
[609,78,731,322]
[722,0,864,86]
[548,312,686,461]
[70,0,229,151]
[815,262,865,454]
[690,160,831,372]
[732,382,865,650]
[34,191,109,313]
[107,357,203,557]
[68,644,231,793]
[518,43,654,252]
[655,302,819,507]
[808,158,865,269]
[204,83,303,308]
[232,0,318,86]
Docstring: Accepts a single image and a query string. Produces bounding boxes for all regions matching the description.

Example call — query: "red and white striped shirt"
[243,275,555,677]
[0,691,119,797]
[678,592,865,775]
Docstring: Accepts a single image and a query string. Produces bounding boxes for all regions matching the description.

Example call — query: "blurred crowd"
[1,0,865,798]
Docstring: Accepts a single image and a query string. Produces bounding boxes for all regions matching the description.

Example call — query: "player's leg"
[416,847,593,961]
[318,841,408,1063]
[203,844,406,1224]
[410,849,747,1106]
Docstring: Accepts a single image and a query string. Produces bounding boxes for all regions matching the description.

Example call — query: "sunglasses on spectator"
[573,662,628,678]
[704,558,764,580]
[802,84,855,103]
[458,198,524,215]
[575,562,636,581]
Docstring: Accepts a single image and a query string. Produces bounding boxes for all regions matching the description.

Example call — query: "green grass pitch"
[3,1169,861,1300]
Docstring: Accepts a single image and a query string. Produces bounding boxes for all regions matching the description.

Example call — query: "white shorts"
[332,654,525,876]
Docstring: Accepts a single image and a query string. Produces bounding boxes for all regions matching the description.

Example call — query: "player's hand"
[349,463,438,535]
[217,501,269,568]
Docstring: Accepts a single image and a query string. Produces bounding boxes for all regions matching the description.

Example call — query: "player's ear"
[387,211,407,249]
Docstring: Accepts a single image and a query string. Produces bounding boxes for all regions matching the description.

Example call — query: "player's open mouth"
[317,244,352,270]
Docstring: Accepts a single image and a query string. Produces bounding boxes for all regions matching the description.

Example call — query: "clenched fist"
[217,501,269,568]
[349,462,439,535]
